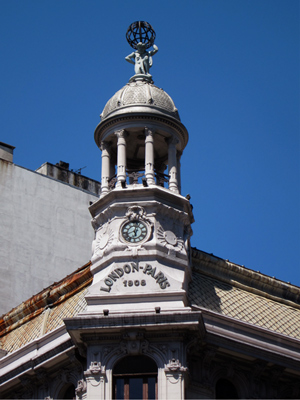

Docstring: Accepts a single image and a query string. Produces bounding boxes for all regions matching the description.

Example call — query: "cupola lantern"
[94,21,189,196]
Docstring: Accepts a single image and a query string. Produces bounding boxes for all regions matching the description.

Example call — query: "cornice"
[94,113,188,149]
[195,306,300,369]
[65,311,202,334]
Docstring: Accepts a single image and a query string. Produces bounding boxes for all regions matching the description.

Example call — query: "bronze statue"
[125,42,158,76]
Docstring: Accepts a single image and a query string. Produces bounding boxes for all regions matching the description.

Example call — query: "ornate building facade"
[0,22,300,399]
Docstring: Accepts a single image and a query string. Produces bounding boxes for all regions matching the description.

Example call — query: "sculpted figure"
[125,42,158,76]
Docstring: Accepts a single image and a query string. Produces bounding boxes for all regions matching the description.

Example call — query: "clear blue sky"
[1,1,299,285]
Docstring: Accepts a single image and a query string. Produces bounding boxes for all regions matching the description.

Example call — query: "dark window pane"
[148,377,156,399]
[115,378,125,399]
[114,355,157,374]
[129,377,143,399]
[216,378,239,399]
[62,384,75,399]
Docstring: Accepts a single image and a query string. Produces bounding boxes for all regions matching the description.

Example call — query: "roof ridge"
[0,262,92,337]
[191,247,300,308]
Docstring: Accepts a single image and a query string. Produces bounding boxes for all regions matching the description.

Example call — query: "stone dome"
[100,80,180,121]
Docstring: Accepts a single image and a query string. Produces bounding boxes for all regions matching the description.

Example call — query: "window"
[113,355,157,400]
[215,378,239,399]
[58,383,76,399]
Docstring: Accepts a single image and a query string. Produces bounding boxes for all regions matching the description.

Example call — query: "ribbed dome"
[100,80,180,121]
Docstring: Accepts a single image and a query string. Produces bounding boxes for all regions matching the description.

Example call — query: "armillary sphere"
[126,21,156,49]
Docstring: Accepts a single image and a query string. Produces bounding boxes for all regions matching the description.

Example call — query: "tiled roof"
[1,249,300,355]
[0,262,92,353]
[189,250,300,339]
[0,287,88,353]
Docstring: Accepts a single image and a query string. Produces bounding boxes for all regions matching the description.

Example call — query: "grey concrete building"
[0,145,100,314]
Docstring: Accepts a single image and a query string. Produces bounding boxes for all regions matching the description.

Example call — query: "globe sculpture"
[125,21,158,80]
[126,21,156,49]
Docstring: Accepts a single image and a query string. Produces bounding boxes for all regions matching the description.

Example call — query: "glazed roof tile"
[189,249,300,339]
[189,272,300,339]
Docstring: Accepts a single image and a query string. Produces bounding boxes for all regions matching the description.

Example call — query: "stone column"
[167,137,179,193]
[115,130,127,187]
[177,151,182,194]
[84,362,106,399]
[100,141,111,194]
[163,359,188,399]
[145,127,155,185]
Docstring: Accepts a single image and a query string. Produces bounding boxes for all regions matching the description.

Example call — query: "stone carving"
[84,362,106,389]
[85,361,106,376]
[157,225,184,255]
[91,207,116,230]
[126,205,147,221]
[120,331,149,356]
[94,223,113,254]
[103,345,114,357]
[75,379,87,397]
[164,358,188,373]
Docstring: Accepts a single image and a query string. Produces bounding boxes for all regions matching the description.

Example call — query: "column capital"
[100,141,111,152]
[115,129,127,139]
[144,127,155,137]
[167,136,179,146]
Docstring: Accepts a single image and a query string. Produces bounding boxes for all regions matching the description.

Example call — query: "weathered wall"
[0,159,98,315]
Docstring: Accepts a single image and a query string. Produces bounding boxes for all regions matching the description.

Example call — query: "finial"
[125,21,158,83]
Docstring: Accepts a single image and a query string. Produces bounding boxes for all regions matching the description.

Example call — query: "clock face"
[121,220,148,243]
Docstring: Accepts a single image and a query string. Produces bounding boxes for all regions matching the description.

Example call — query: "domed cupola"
[100,80,180,121]
[94,21,189,197]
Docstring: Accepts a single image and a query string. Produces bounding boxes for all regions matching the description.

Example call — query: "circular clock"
[121,220,148,244]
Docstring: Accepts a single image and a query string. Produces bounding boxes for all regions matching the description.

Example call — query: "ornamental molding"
[164,358,188,373]
[91,207,117,230]
[155,202,192,227]
[95,114,188,149]
[125,205,150,223]
[120,331,150,356]
[75,379,87,397]
[157,225,185,256]
[93,222,114,257]
[84,361,106,377]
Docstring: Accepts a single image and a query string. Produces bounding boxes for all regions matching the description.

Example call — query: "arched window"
[58,383,76,399]
[216,378,239,399]
[113,355,157,400]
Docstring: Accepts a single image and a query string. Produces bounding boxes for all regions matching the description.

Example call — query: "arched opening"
[113,355,157,399]
[215,378,239,399]
[57,382,76,399]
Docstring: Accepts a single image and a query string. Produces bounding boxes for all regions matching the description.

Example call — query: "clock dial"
[121,220,148,243]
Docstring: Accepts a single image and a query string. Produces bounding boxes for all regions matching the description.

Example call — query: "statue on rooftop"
[125,21,158,79]
[125,42,158,75]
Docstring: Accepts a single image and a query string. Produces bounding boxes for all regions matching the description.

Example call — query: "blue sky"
[1,1,299,285]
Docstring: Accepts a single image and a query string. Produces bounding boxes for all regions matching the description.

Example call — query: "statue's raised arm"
[148,44,158,57]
